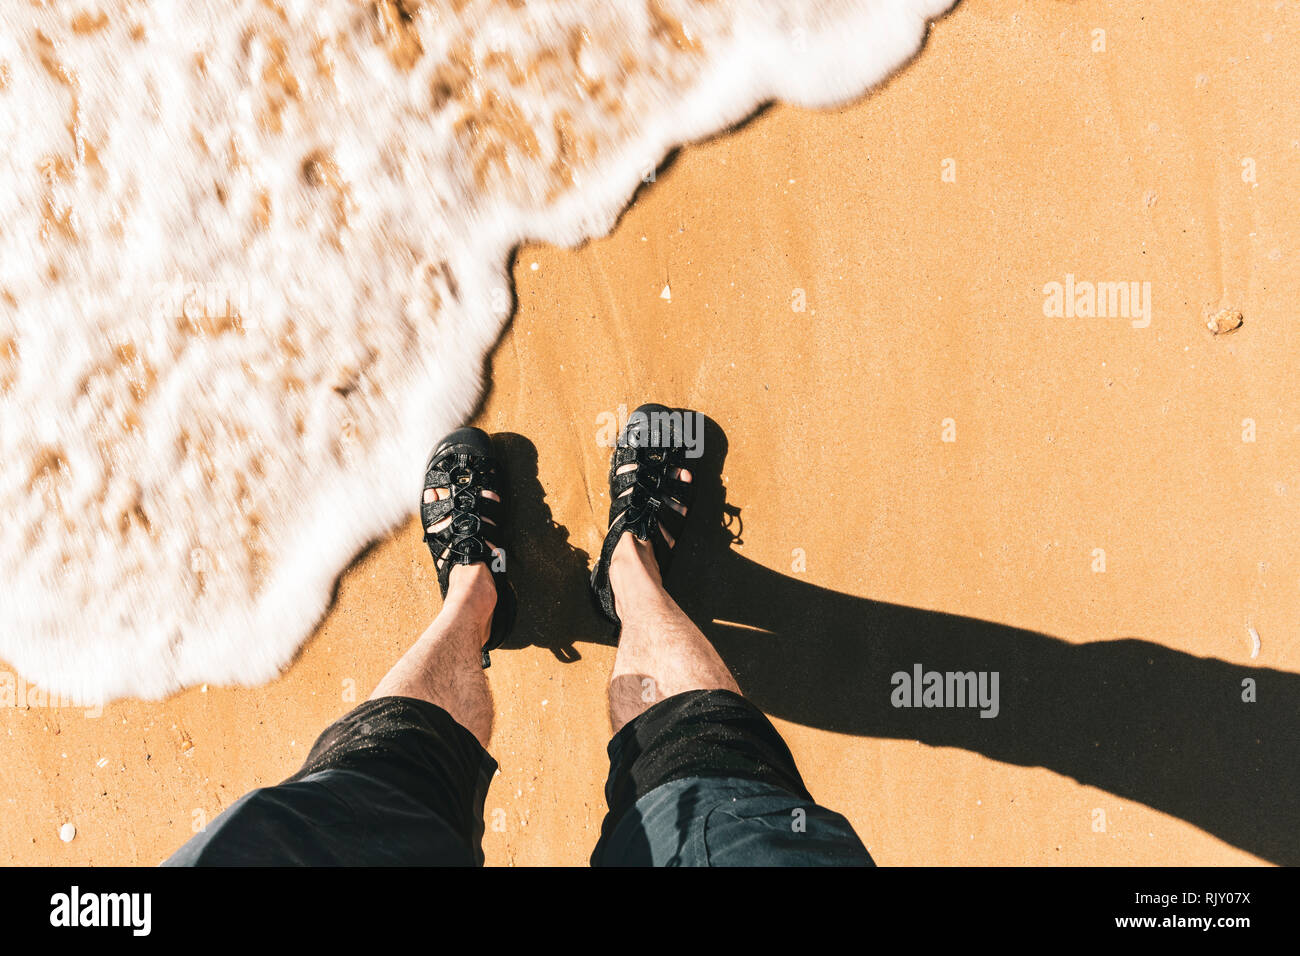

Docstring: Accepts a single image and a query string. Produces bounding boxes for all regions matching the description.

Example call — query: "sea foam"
[0,0,953,701]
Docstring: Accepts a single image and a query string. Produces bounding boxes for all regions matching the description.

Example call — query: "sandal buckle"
[452,513,482,536]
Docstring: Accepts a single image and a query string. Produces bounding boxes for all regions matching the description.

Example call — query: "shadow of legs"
[496,416,1300,864]
[670,416,1300,865]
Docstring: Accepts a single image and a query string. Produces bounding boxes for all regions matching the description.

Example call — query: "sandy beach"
[3,0,1297,866]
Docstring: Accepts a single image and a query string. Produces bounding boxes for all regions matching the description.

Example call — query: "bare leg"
[370,561,497,747]
[607,531,740,734]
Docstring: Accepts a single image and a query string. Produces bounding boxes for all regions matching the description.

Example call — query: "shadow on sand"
[490,421,1300,866]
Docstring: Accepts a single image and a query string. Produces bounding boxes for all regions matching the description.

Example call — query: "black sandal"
[421,427,516,667]
[590,403,695,625]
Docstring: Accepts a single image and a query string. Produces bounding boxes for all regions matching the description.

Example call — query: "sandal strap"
[610,469,691,504]
[422,449,504,573]
[609,446,692,542]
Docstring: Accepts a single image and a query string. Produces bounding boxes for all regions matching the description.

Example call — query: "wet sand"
[3,0,1297,865]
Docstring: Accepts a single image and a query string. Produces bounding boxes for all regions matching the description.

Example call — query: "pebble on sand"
[1207,309,1243,335]
[59,823,76,842]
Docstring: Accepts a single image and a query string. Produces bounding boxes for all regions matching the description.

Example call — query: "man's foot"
[607,465,691,592]
[590,404,696,626]
[422,427,516,667]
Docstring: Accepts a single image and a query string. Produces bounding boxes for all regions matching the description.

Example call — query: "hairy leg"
[370,561,497,747]
[607,533,740,733]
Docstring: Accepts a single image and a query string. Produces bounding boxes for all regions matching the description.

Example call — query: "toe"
[425,486,451,533]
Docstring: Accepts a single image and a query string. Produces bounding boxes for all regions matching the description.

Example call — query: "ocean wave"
[0,0,952,700]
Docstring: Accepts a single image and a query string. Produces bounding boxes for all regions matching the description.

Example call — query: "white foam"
[0,0,953,701]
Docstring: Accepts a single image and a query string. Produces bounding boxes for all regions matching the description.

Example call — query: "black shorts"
[164,690,872,867]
